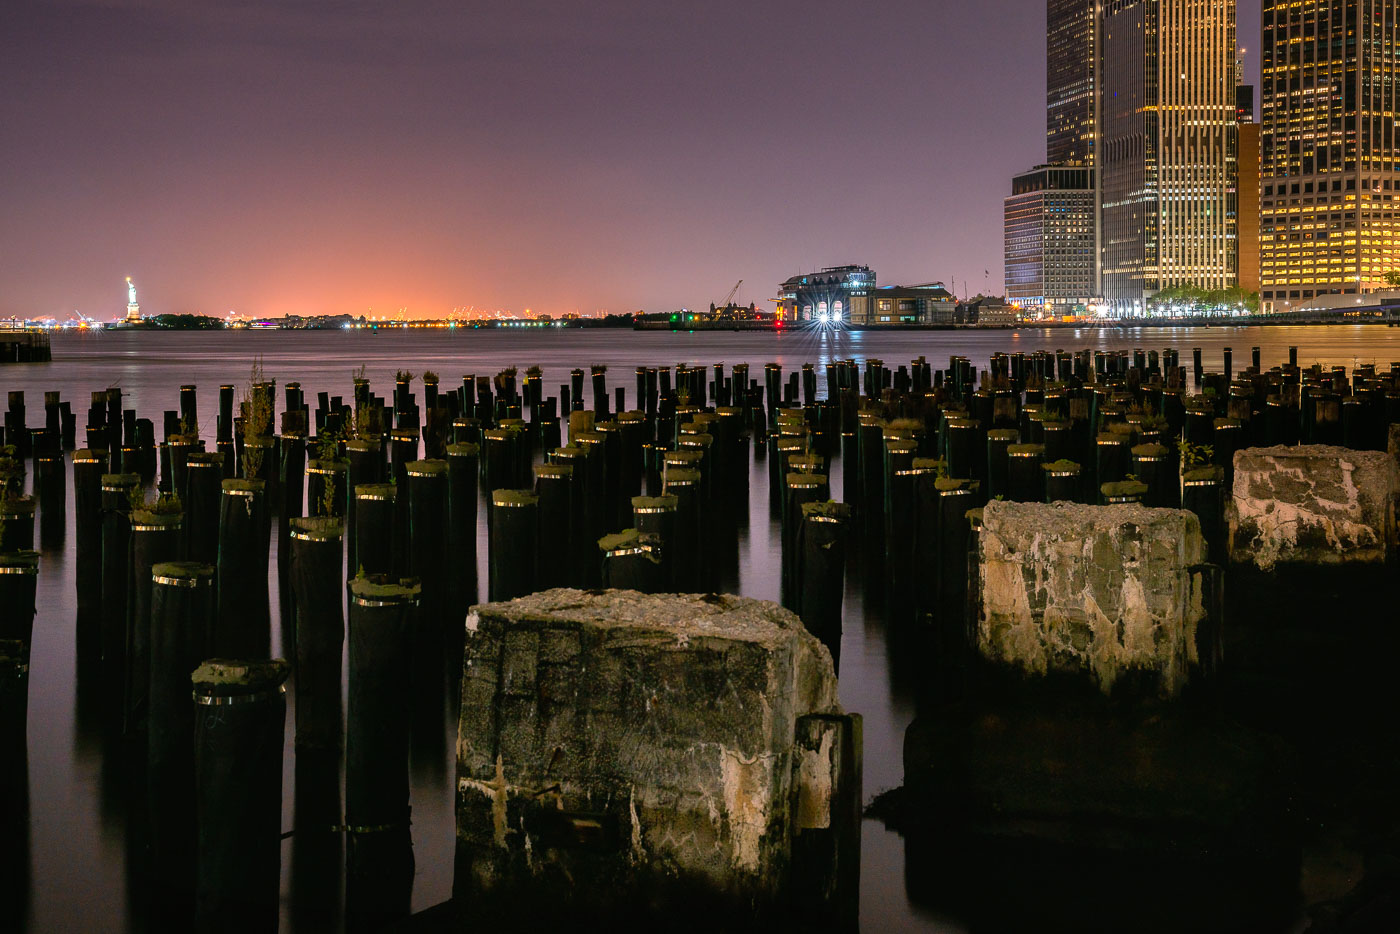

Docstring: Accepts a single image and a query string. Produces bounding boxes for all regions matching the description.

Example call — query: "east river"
[6,324,1400,932]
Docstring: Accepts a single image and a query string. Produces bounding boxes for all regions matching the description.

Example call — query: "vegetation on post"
[239,358,273,479]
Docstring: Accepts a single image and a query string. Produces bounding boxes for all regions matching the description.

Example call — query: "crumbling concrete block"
[1229,444,1399,570]
[454,588,859,922]
[977,500,1212,698]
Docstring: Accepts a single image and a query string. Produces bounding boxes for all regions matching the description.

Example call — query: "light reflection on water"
[8,325,1400,932]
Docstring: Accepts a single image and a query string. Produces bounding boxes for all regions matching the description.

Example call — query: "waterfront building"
[1047,0,1097,167]
[776,265,874,323]
[1097,0,1237,313]
[1004,165,1096,317]
[1259,0,1400,306]
[849,284,956,326]
[955,296,1018,326]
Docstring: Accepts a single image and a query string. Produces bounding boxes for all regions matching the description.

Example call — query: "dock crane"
[712,279,743,314]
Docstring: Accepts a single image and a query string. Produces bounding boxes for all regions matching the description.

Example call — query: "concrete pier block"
[977,500,1211,698]
[1228,444,1399,570]
[454,588,857,922]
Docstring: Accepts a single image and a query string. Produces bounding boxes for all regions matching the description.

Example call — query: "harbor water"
[6,324,1400,932]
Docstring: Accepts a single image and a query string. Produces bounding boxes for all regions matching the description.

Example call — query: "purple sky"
[1,1,1259,320]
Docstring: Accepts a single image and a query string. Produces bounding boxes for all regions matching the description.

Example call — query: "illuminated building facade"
[850,284,956,326]
[1238,81,1261,293]
[1097,0,1237,313]
[1048,0,1097,167]
[1259,0,1400,304]
[776,265,873,322]
[1004,165,1096,315]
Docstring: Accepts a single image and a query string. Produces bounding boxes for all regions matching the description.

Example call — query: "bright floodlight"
[818,312,829,324]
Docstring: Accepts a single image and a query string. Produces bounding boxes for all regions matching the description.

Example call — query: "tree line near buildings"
[128,314,226,329]
[1145,285,1261,315]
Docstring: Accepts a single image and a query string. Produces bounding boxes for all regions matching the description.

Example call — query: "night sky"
[2,1,1259,320]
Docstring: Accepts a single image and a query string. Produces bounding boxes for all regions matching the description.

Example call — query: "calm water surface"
[7,325,1400,933]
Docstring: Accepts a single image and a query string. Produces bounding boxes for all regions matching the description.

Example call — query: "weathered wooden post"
[548,445,593,586]
[1101,479,1148,505]
[215,480,271,659]
[935,478,979,618]
[533,462,574,590]
[353,483,397,579]
[631,494,677,585]
[795,501,852,668]
[663,468,702,591]
[193,658,290,933]
[1181,466,1227,565]
[73,449,107,614]
[289,518,345,752]
[1094,431,1131,500]
[489,490,538,600]
[101,473,141,669]
[445,442,480,617]
[1043,460,1083,503]
[985,428,1017,500]
[406,460,449,625]
[125,503,184,733]
[347,577,420,930]
[0,551,39,649]
[1007,443,1045,503]
[783,472,829,608]
[1131,443,1176,508]
[184,452,225,565]
[36,450,65,546]
[599,529,665,592]
[147,562,215,900]
[0,495,34,552]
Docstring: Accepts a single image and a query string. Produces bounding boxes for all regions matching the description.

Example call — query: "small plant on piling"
[128,486,182,515]
[239,358,273,479]
[1178,440,1215,470]
[0,452,21,498]
[315,428,343,517]
[395,370,415,384]
[423,370,439,385]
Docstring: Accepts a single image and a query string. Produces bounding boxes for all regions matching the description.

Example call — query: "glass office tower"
[1097,0,1237,312]
[1259,0,1400,304]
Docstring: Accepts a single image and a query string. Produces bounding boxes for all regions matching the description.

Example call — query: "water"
[7,324,1400,933]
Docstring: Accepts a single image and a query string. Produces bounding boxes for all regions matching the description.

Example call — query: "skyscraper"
[1259,0,1400,305]
[1047,0,1096,167]
[1007,0,1097,311]
[1097,0,1237,312]
[1004,165,1096,315]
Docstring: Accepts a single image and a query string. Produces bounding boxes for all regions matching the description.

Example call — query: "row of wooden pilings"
[4,343,1400,928]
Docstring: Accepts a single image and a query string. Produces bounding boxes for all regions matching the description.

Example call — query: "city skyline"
[2,1,1262,321]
